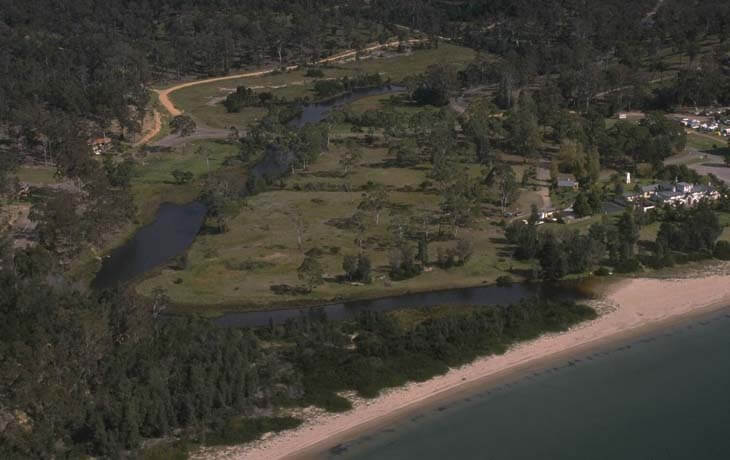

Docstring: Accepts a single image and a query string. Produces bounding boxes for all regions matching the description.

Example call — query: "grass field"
[169,43,476,129]
[686,132,727,152]
[16,166,57,185]
[135,140,532,312]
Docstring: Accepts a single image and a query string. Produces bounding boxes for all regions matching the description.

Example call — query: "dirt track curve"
[132,110,161,146]
[153,38,426,122]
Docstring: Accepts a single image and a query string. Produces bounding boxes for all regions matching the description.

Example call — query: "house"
[640,184,660,198]
[88,137,112,155]
[651,182,719,207]
[557,178,579,190]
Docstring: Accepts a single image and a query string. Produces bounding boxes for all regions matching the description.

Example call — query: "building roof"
[88,137,112,145]
[557,179,578,187]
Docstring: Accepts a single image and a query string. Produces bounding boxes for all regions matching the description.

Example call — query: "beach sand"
[192,272,730,460]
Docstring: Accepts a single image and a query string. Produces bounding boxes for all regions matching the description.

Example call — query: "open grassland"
[170,43,476,129]
[132,140,239,220]
[15,165,57,185]
[686,131,727,152]
[136,142,530,312]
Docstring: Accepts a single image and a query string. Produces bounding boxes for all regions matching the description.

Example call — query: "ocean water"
[325,308,730,460]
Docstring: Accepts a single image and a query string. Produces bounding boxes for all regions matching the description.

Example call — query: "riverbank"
[191,268,730,460]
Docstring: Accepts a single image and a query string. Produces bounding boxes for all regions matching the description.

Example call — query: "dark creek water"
[92,201,587,326]
[213,283,585,328]
[91,202,206,289]
[290,85,405,127]
[323,307,730,460]
[94,86,405,289]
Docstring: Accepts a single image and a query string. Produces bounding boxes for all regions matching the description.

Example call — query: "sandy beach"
[192,272,730,460]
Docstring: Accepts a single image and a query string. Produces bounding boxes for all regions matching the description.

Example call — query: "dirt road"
[142,39,427,147]
[133,110,161,146]
[536,160,553,210]
[154,38,426,120]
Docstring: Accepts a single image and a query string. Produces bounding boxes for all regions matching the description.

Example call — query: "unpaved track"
[145,38,426,143]
[133,110,161,146]
[536,160,553,210]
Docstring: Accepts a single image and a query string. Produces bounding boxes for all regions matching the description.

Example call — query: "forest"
[3,0,730,457]
[0,252,595,457]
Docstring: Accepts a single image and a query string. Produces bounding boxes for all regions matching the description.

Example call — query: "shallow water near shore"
[319,306,730,460]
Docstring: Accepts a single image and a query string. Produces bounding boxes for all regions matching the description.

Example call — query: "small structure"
[538,208,557,221]
[651,182,719,207]
[88,137,112,155]
[625,172,631,184]
[557,178,579,190]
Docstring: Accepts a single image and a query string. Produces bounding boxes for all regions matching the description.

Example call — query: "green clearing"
[169,43,476,129]
[15,166,57,185]
[130,140,240,222]
[686,132,726,152]
[136,141,531,312]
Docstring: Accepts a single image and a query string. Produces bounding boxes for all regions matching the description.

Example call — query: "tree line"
[0,236,596,457]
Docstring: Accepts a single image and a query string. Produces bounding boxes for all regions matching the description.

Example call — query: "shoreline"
[192,272,730,460]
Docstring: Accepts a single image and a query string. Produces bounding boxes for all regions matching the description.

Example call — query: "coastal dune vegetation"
[0,266,594,458]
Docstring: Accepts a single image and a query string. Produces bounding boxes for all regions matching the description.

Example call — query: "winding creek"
[93,84,589,327]
[213,282,587,328]
[290,84,405,127]
[94,85,406,289]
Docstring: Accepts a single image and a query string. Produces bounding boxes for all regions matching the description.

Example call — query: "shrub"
[496,275,513,286]
[614,258,642,273]
[594,266,611,276]
[205,417,302,446]
[168,254,188,270]
[436,239,474,268]
[171,169,194,185]
[714,241,730,260]
[224,259,274,271]
[270,284,310,295]
[305,68,325,78]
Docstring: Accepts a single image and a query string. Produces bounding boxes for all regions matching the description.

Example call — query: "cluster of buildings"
[623,181,720,208]
[680,117,730,136]
[88,137,112,155]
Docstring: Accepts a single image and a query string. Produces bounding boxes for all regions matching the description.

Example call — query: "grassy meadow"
[169,43,476,129]
[136,140,531,312]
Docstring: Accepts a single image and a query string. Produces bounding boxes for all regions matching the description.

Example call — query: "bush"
[436,239,474,268]
[594,266,611,276]
[205,417,302,446]
[171,169,194,185]
[141,442,189,460]
[714,241,730,260]
[496,275,513,287]
[224,258,274,271]
[305,68,325,78]
[270,284,310,295]
[168,254,188,270]
[305,247,326,258]
[614,258,642,273]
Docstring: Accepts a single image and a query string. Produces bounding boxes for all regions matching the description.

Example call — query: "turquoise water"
[326,308,730,460]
